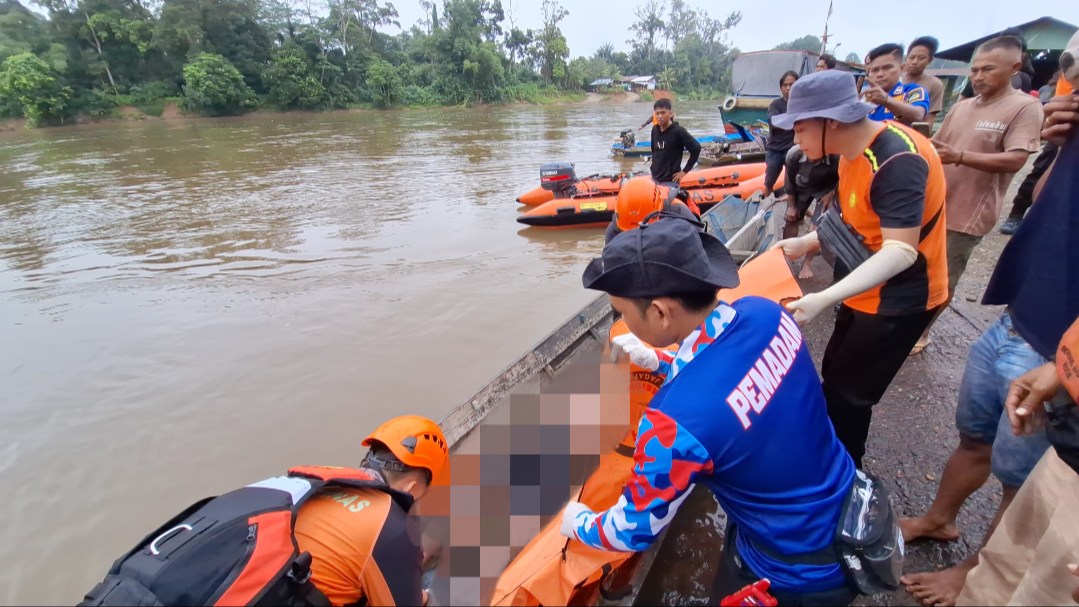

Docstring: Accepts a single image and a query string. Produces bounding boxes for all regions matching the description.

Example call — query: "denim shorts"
[954,311,1051,487]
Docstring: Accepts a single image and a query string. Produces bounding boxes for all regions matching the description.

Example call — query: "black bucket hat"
[582,215,740,298]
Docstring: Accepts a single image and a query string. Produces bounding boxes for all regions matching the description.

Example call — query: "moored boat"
[517,168,636,206]
[516,163,781,229]
[696,122,768,168]
[610,130,740,158]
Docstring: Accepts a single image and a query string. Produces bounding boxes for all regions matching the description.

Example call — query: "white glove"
[786,239,920,325]
[785,292,831,326]
[610,333,660,371]
[772,231,820,260]
[560,501,591,539]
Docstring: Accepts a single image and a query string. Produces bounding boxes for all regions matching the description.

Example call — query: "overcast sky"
[391,0,1078,63]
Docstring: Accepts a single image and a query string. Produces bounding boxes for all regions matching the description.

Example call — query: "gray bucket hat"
[771,70,876,130]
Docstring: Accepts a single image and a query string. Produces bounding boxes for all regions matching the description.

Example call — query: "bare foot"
[901,565,973,607]
[798,263,815,280]
[910,336,932,356]
[899,516,960,543]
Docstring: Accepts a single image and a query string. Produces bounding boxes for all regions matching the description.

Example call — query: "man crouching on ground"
[558,215,863,605]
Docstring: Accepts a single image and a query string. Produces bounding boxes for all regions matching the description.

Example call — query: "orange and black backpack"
[78,466,411,607]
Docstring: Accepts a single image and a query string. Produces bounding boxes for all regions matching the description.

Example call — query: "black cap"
[582,215,740,298]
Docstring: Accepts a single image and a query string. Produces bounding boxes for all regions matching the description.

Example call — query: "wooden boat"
[696,145,767,168]
[697,122,768,168]
[611,130,739,158]
[427,203,799,605]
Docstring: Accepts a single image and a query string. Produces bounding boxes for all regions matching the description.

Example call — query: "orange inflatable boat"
[517,162,768,207]
[489,249,802,607]
[517,172,630,206]
[516,164,781,228]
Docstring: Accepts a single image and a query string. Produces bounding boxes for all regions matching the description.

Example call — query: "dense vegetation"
[0,0,747,125]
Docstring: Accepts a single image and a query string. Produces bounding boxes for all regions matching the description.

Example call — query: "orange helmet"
[615,176,667,232]
[363,415,449,485]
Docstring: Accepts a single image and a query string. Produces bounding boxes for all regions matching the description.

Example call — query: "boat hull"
[610,133,740,157]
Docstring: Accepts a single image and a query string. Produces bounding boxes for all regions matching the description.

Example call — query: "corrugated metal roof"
[937,16,1078,61]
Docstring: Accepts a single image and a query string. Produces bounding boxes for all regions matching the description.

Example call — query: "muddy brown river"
[0,100,732,604]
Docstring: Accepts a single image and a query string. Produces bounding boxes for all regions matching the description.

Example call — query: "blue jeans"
[955,311,1051,487]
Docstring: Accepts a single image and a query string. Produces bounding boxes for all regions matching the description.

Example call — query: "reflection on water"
[0,101,729,604]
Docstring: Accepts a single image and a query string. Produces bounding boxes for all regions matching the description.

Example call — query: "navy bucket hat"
[582,215,740,298]
[771,70,876,130]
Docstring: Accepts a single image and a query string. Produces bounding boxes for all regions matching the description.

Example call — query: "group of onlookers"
[754,28,1079,607]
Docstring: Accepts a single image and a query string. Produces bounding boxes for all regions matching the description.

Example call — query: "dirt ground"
[801,229,1006,607]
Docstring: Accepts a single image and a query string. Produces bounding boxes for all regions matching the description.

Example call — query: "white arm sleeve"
[812,239,918,307]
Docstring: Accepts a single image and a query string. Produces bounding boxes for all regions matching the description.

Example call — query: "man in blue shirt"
[864,43,930,124]
[559,216,859,604]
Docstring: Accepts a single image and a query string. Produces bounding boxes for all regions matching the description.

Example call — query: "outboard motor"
[619,129,636,148]
[539,162,578,197]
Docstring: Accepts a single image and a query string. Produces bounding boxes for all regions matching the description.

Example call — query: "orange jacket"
[293,471,424,606]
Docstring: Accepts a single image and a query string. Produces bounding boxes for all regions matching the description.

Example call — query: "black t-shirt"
[767,97,795,152]
[1048,401,1079,476]
[650,121,702,182]
[783,146,839,208]
[869,154,928,229]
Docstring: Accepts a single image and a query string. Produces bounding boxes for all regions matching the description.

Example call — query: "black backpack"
[79,466,411,607]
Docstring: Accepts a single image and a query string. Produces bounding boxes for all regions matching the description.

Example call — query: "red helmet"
[363,415,449,485]
[615,176,669,232]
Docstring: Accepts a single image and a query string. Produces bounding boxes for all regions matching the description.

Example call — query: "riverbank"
[0,89,671,131]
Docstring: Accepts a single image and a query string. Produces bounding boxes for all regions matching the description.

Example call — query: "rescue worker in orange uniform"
[771,69,948,469]
[294,415,449,606]
[605,175,701,244]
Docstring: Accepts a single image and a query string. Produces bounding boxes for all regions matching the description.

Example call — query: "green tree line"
[0,0,744,126]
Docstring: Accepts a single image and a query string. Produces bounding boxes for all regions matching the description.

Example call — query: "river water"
[0,100,730,604]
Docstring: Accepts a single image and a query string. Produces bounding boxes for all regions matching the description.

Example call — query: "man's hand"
[671,171,686,182]
[1042,94,1079,146]
[1069,563,1079,604]
[1004,362,1062,436]
[931,139,961,165]
[862,84,889,106]
[785,202,801,224]
[785,292,830,325]
[560,501,590,539]
[610,333,660,371]
[818,190,836,213]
